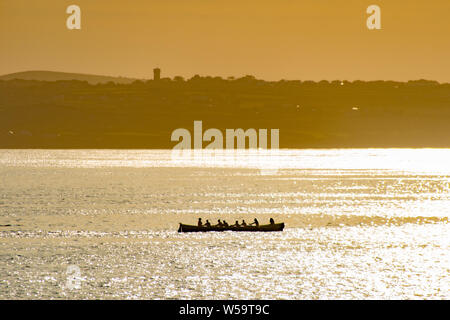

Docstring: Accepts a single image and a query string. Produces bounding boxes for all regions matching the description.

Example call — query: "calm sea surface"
[0,149,449,299]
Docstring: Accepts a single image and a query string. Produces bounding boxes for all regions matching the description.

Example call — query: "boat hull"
[178,223,284,232]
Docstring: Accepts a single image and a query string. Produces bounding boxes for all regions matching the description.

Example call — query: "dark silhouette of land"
[0,71,138,85]
[0,72,449,148]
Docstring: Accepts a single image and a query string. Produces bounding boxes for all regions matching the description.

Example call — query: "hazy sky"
[1,0,449,81]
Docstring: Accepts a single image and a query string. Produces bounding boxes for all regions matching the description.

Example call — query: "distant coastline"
[1,71,449,149]
[0,70,139,85]
[1,70,449,86]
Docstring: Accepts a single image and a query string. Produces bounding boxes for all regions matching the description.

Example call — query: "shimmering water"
[0,149,449,299]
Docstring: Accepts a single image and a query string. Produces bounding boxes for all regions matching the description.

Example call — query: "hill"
[0,70,138,84]
[0,75,449,148]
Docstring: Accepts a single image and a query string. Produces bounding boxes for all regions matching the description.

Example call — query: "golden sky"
[1,0,449,81]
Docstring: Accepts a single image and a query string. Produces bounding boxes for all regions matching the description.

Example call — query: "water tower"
[153,68,161,81]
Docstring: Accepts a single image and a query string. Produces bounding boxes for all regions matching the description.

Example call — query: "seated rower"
[216,219,223,227]
[223,220,229,227]
[250,218,259,227]
[204,220,211,227]
[241,220,247,227]
[269,218,275,225]
[198,218,203,227]
[233,220,240,227]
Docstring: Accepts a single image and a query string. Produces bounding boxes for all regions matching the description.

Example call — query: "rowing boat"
[178,222,284,232]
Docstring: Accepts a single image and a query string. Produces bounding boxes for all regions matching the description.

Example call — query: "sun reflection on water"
[0,149,448,299]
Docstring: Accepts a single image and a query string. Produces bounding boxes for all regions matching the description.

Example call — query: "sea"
[0,149,448,299]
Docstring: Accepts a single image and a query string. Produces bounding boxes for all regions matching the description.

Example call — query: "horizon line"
[0,69,448,85]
